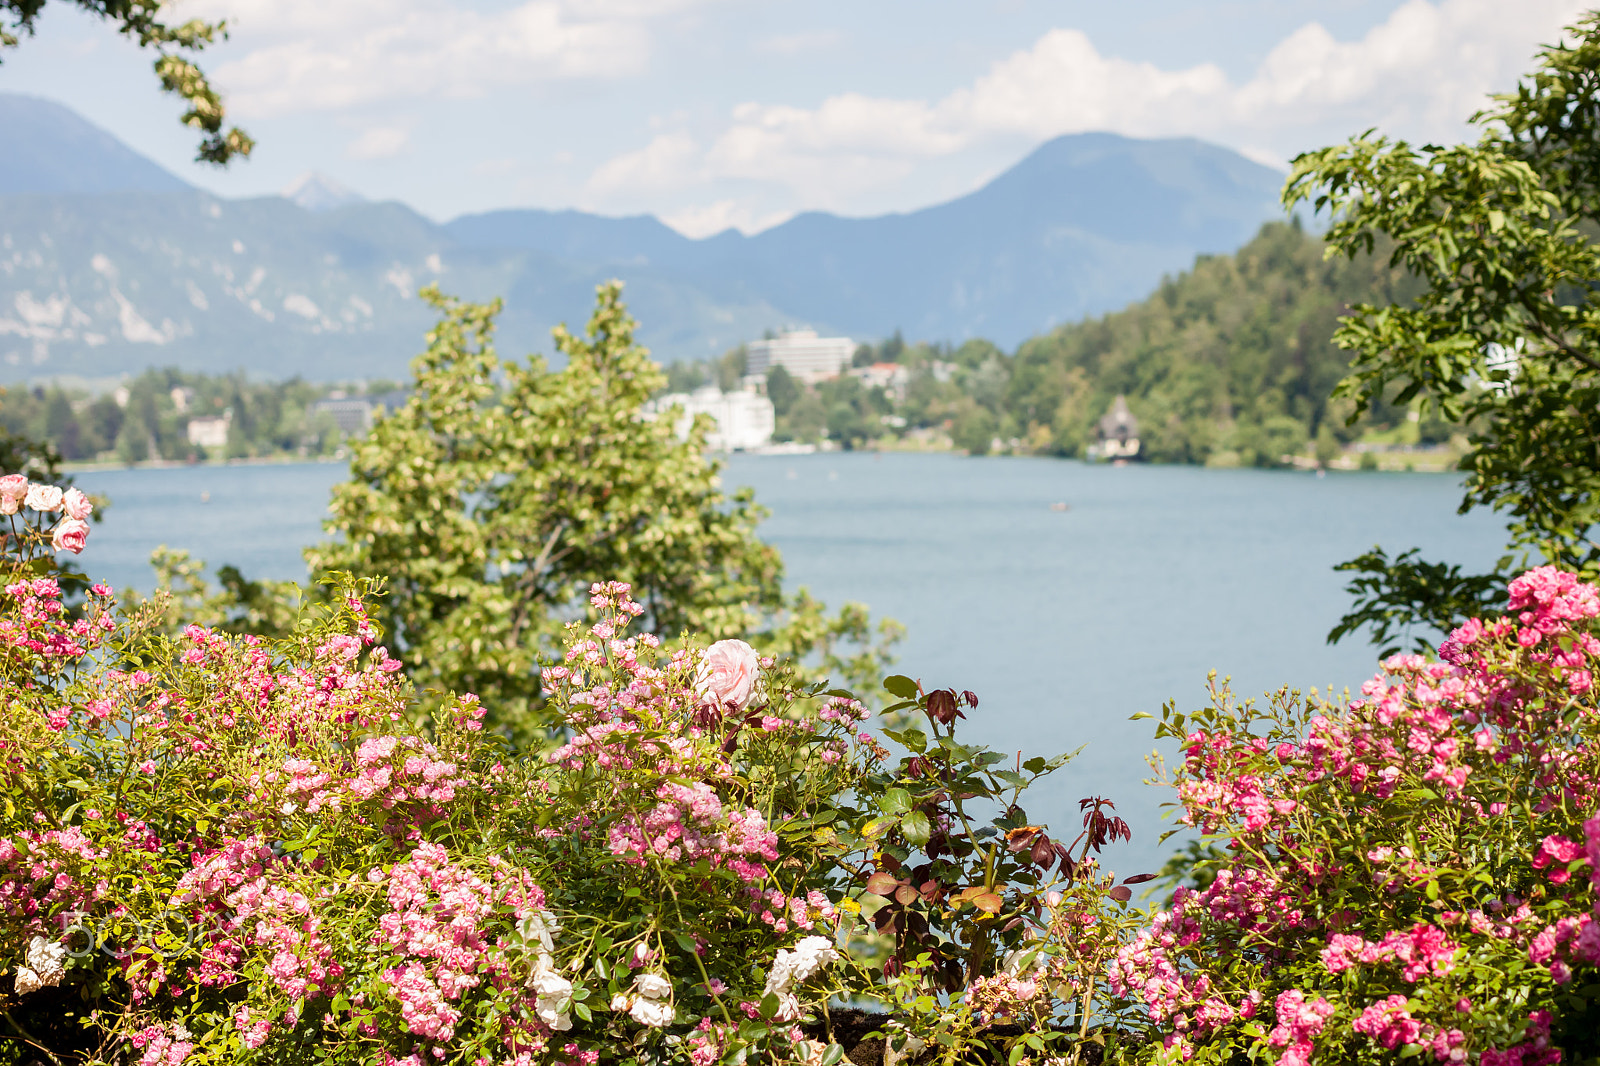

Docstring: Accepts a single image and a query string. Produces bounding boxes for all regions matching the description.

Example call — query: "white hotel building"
[745,330,855,384]
[644,386,775,452]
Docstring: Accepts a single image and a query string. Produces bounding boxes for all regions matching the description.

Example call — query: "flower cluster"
[1127,566,1600,1064]
[0,474,92,554]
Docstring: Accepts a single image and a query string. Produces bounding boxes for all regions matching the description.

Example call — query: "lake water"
[71,455,1508,876]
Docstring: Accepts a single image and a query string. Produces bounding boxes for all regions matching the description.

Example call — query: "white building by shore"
[186,412,231,449]
[644,386,775,451]
[746,330,854,384]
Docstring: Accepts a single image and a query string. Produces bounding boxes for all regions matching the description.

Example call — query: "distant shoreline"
[61,454,349,474]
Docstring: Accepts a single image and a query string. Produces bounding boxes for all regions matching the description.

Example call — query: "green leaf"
[821,1045,844,1066]
[881,788,913,815]
[883,675,919,699]
[901,811,932,845]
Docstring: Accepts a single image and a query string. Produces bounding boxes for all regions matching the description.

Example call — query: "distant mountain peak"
[281,172,365,212]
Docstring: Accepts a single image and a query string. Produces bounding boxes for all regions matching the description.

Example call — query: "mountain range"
[0,91,1289,382]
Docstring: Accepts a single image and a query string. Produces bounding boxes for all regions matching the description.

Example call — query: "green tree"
[1289,10,1600,653]
[766,364,800,417]
[305,283,897,744]
[2,1,251,163]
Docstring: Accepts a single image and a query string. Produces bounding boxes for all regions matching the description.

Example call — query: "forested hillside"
[711,220,1443,464]
[1005,218,1429,463]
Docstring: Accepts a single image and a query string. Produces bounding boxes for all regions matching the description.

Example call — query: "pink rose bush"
[1116,565,1600,1064]
[0,516,1140,1066]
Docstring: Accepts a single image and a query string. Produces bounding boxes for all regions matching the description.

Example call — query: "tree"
[304,282,898,744]
[1,0,250,163]
[766,364,800,417]
[1287,11,1600,654]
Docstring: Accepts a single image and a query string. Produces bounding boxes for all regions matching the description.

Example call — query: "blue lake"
[71,455,1508,876]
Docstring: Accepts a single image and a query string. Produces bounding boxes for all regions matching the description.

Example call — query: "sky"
[0,0,1590,236]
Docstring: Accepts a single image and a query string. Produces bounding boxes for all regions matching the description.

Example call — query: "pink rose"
[61,488,93,521]
[24,483,63,513]
[695,639,760,711]
[51,517,89,554]
[0,474,28,515]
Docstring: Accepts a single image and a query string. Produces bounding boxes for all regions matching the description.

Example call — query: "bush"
[1117,567,1600,1064]
[0,477,1146,1066]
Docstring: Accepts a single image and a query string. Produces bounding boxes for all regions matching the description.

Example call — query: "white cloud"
[347,125,410,160]
[660,200,793,238]
[586,0,1589,215]
[588,132,702,194]
[177,0,711,117]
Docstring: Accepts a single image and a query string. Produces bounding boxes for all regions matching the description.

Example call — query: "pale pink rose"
[52,517,89,555]
[61,487,93,521]
[24,483,63,513]
[0,474,28,515]
[695,639,760,711]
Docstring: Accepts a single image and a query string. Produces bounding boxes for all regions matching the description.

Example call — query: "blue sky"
[0,0,1587,234]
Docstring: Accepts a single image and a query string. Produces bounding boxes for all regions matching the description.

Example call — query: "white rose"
[536,999,572,1031]
[629,996,676,1027]
[25,937,67,985]
[23,484,63,513]
[788,936,839,982]
[521,912,559,954]
[13,966,41,995]
[610,993,634,1012]
[771,992,801,1023]
[531,961,573,1030]
[1002,947,1047,977]
[764,950,797,994]
[531,966,572,999]
[633,972,672,1000]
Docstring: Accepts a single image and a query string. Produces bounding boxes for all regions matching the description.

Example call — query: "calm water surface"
[74,455,1507,874]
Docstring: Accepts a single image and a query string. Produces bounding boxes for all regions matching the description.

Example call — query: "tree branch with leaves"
[1286,10,1600,652]
[2,0,251,163]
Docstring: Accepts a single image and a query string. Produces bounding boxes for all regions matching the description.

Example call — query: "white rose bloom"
[536,999,573,1031]
[522,912,560,955]
[629,996,676,1027]
[610,993,633,1012]
[25,937,67,985]
[788,936,839,982]
[530,961,573,1031]
[764,950,797,994]
[13,966,42,995]
[633,972,672,1000]
[771,992,802,1023]
[1002,947,1047,977]
[23,484,63,513]
[531,965,572,999]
